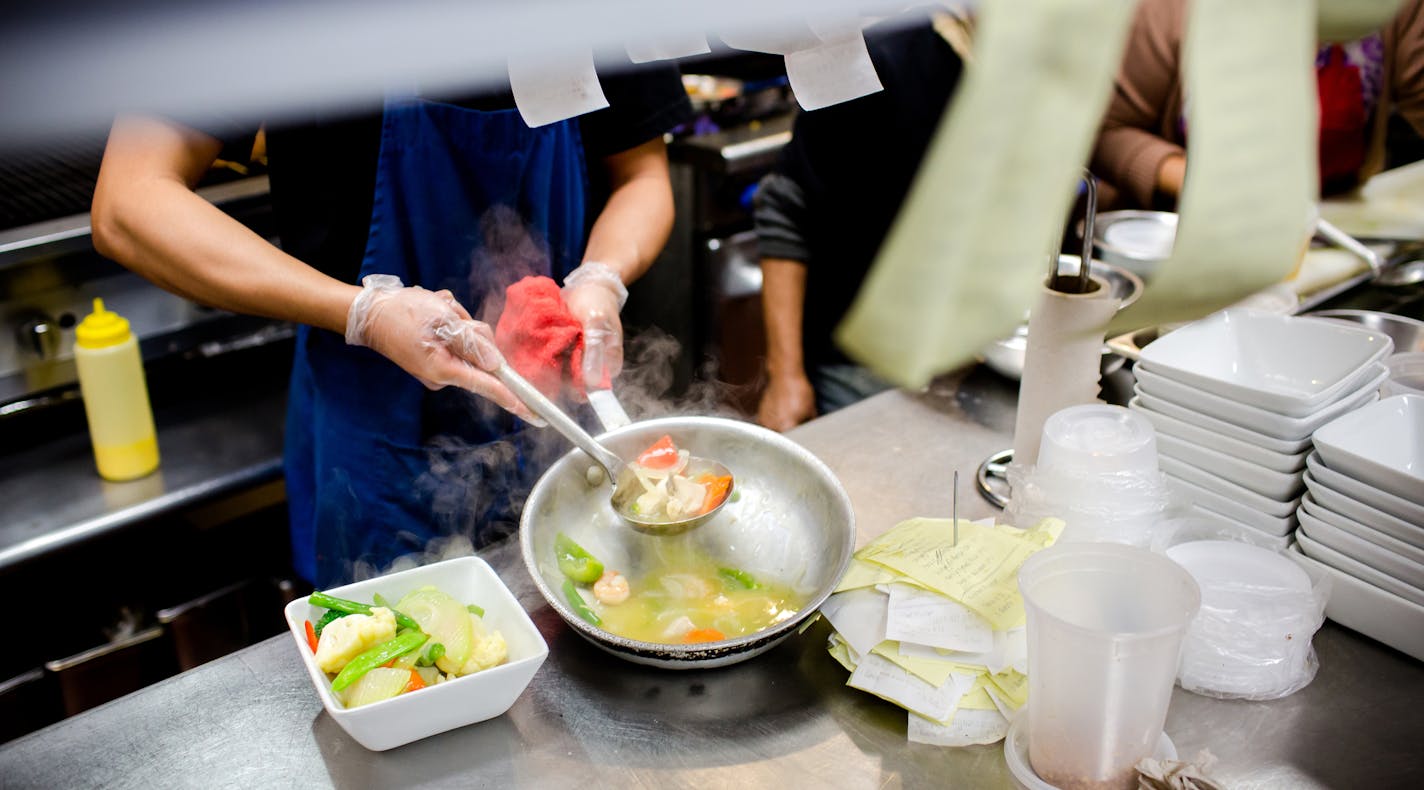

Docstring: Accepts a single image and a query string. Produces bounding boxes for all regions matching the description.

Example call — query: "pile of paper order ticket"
[818,516,1063,746]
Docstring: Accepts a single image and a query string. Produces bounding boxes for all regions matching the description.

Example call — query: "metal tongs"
[1049,168,1099,294]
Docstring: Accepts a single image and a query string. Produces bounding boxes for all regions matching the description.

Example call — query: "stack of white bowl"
[1293,394,1424,659]
[1127,309,1393,546]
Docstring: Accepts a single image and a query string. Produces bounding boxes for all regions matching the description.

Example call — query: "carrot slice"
[682,628,726,644]
[304,620,318,653]
[637,435,680,469]
[405,669,427,692]
[701,475,733,514]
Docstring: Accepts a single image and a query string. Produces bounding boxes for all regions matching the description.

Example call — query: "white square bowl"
[1156,432,1305,501]
[1312,394,1424,504]
[1131,392,1315,455]
[1305,452,1424,528]
[1136,309,1393,412]
[1288,543,1424,662]
[1160,455,1301,515]
[1303,472,1424,550]
[1135,364,1386,441]
[1162,470,1297,536]
[282,556,549,751]
[1295,529,1424,607]
[1130,397,1308,473]
[1297,509,1424,589]
[1300,494,1424,566]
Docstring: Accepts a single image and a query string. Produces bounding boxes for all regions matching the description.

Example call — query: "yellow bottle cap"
[75,298,132,349]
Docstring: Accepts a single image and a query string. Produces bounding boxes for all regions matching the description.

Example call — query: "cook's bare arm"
[92,115,359,334]
[92,115,525,411]
[564,137,676,384]
[757,258,817,432]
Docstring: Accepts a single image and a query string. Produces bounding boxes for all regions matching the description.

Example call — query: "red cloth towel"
[495,276,584,399]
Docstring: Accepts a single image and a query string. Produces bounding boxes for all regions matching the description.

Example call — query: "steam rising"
[346,205,746,583]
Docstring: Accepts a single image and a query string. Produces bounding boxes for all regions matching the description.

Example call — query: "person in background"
[1092,0,1424,210]
[754,8,971,431]
[92,61,691,586]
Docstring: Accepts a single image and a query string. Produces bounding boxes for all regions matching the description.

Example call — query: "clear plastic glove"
[345,274,533,419]
[561,261,628,392]
[757,370,818,432]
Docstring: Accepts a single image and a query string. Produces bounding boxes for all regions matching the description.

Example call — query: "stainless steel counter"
[3,368,1421,788]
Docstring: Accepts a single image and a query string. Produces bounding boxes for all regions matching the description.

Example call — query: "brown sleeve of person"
[1090,0,1188,208]
[1387,0,1424,135]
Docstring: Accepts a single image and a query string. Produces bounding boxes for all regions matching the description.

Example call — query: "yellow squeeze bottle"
[73,298,160,481]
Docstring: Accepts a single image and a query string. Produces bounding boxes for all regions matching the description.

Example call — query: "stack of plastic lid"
[1128,309,1393,546]
[1294,394,1424,660]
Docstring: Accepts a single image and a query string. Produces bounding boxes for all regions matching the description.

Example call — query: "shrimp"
[593,570,630,605]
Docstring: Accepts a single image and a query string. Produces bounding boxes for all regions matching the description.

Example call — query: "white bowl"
[1131,393,1314,455]
[1298,510,1424,589]
[282,556,549,751]
[1160,455,1301,516]
[1300,494,1424,566]
[1162,472,1297,536]
[1303,472,1424,550]
[1289,543,1424,662]
[1135,364,1387,441]
[1312,394,1424,504]
[1305,452,1424,528]
[1186,506,1293,551]
[1136,309,1393,412]
[1130,397,1308,473]
[1156,433,1304,501]
[1295,531,1424,607]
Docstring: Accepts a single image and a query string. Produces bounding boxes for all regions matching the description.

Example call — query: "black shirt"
[197,62,690,285]
[755,11,964,368]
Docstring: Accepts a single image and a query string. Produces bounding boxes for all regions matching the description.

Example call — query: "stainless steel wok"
[520,416,855,669]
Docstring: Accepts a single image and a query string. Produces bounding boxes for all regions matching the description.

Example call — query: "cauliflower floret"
[314,607,396,674]
[456,613,508,675]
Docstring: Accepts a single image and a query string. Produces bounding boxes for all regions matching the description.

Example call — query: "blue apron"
[285,98,588,586]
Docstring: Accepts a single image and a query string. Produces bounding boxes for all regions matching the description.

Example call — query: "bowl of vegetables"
[283,556,548,751]
[520,416,855,669]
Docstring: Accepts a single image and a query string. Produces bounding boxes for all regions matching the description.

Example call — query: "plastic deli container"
[1019,543,1200,790]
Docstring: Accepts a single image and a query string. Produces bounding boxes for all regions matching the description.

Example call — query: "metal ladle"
[495,363,734,536]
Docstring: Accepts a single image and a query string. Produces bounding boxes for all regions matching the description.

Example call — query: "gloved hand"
[757,369,818,432]
[345,274,532,419]
[561,262,628,391]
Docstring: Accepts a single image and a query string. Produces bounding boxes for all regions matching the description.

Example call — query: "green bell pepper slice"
[555,533,604,584]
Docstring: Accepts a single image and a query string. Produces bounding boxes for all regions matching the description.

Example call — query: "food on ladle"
[623,435,733,521]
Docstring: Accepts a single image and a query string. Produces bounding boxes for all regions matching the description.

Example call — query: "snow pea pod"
[562,579,602,627]
[310,591,422,631]
[330,630,428,692]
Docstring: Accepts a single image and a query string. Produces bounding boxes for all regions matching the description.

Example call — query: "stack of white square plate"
[1127,309,1393,543]
[1293,395,1424,658]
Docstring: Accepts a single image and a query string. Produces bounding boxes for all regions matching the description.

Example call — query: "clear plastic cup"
[1037,404,1158,478]
[1019,543,1200,790]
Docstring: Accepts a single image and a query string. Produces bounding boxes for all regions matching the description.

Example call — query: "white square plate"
[1289,543,1424,661]
[1135,364,1386,441]
[1300,494,1424,565]
[1295,530,1424,607]
[1136,309,1393,411]
[283,556,549,751]
[1130,397,1308,473]
[1160,455,1301,516]
[1186,505,1293,551]
[1131,392,1315,454]
[1303,471,1424,550]
[1162,472,1297,536]
[1312,394,1424,504]
[1298,510,1424,588]
[1305,452,1424,527]
[1156,432,1304,501]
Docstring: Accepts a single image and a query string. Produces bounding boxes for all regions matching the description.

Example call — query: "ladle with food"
[492,356,734,536]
